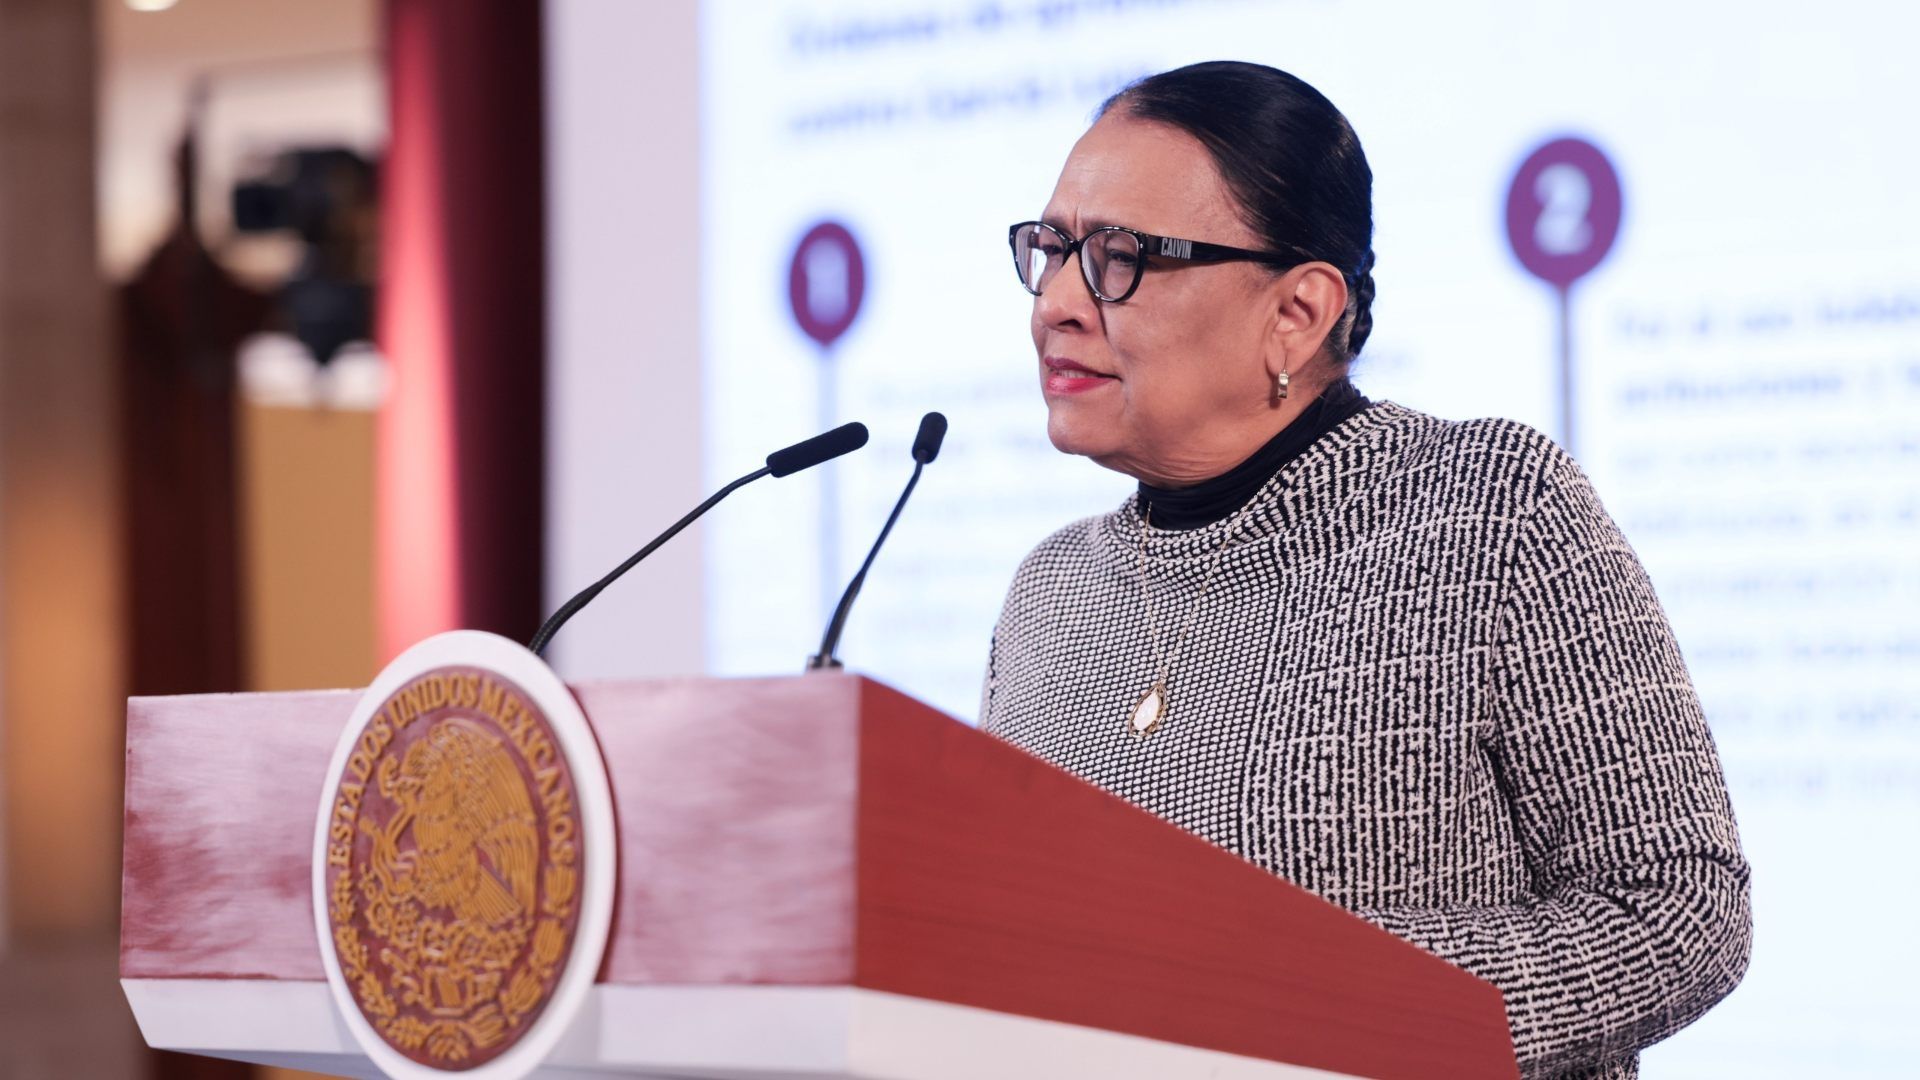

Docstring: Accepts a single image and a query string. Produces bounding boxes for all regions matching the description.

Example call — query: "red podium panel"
[121,673,1517,1079]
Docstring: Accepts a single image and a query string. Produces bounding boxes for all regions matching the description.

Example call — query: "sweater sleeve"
[1357,457,1752,1077]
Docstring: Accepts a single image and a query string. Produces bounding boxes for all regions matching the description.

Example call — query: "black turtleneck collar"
[1137,377,1372,531]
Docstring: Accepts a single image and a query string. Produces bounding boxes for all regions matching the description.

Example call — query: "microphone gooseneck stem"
[530,465,772,656]
[808,460,923,670]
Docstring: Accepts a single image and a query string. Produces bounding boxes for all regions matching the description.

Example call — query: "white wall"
[544,0,706,680]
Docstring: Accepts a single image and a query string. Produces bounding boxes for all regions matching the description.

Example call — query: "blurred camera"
[231,147,374,242]
[231,147,378,365]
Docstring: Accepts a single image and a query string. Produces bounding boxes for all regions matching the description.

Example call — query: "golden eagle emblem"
[322,669,584,1069]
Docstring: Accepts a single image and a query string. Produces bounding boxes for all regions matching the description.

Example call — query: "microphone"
[529,421,869,656]
[911,410,947,464]
[807,412,947,671]
[768,421,870,477]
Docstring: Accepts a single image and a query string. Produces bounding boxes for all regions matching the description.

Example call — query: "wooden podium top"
[122,672,1516,1079]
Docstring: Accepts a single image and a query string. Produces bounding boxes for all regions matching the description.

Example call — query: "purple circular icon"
[788,221,866,348]
[1505,137,1622,289]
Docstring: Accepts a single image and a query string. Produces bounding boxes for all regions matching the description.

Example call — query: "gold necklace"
[1129,498,1259,738]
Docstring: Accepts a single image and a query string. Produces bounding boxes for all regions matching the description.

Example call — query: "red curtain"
[378,0,546,660]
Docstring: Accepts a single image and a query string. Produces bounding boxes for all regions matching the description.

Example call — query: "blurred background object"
[0,1,129,1075]
[6,0,547,1067]
[4,0,534,1076]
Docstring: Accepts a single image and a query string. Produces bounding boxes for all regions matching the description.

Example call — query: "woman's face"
[1032,112,1305,487]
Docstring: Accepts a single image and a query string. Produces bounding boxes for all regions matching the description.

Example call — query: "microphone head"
[911,412,948,464]
[767,421,869,477]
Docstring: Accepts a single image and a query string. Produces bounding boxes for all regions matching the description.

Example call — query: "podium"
[121,672,1518,1079]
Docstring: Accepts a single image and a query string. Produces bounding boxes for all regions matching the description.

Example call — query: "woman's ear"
[1263,261,1350,382]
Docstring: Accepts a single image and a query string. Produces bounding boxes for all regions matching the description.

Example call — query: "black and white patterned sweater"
[979,401,1752,1079]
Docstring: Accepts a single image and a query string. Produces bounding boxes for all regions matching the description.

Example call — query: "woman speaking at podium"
[980,62,1750,1079]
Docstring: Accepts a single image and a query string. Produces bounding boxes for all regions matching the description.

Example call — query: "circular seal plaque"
[313,631,614,1079]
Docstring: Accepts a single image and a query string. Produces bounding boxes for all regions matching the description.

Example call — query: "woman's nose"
[1034,251,1098,328]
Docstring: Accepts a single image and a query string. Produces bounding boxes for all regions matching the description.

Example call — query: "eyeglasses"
[1008,220,1304,303]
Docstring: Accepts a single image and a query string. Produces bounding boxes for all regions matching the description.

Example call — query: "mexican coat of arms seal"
[313,631,614,1079]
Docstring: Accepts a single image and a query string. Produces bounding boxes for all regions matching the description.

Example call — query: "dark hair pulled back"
[1101,61,1376,364]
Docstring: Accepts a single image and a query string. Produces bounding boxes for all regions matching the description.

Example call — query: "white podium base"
[121,979,1358,1079]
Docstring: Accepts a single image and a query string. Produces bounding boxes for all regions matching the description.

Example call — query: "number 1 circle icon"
[1506,137,1622,457]
[788,220,867,625]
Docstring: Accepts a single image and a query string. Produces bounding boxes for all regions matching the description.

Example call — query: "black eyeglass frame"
[1008,220,1309,303]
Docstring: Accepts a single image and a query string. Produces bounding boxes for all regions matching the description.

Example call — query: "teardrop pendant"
[1129,680,1168,738]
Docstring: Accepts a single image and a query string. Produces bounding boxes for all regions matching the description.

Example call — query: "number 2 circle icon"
[1506,137,1622,289]
[1505,136,1624,458]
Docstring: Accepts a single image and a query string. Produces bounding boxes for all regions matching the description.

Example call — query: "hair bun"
[1347,250,1376,359]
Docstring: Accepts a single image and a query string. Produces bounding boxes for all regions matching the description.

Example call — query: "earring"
[1273,368,1291,402]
